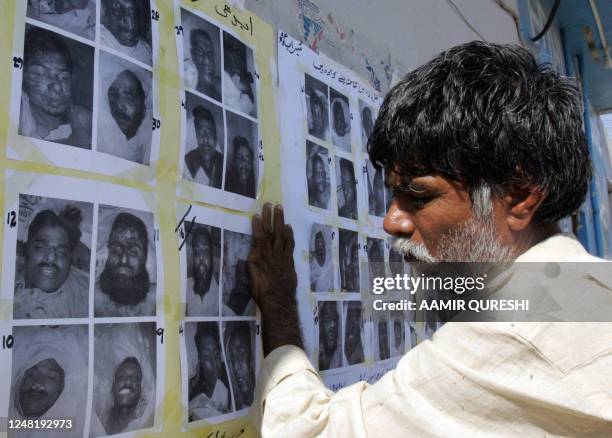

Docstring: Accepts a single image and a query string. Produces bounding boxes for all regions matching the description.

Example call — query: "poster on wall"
[277,31,422,389]
[174,1,266,212]
[6,0,162,182]
[177,203,261,427]
[0,171,165,437]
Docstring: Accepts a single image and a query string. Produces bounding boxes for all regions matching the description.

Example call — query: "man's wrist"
[259,292,303,356]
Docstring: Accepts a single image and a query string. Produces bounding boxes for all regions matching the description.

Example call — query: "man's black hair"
[191,225,211,249]
[109,212,148,257]
[28,206,82,250]
[226,321,251,352]
[190,28,213,47]
[192,105,216,126]
[195,322,220,352]
[24,26,73,70]
[369,41,591,222]
[233,136,252,156]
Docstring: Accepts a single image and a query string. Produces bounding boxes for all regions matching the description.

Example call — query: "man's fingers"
[262,202,273,237]
[252,214,266,245]
[273,204,285,252]
[284,224,295,255]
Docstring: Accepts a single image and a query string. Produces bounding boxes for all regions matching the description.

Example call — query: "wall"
[244,0,521,92]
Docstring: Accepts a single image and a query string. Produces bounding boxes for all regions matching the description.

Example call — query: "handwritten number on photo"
[6,211,16,228]
[2,334,14,349]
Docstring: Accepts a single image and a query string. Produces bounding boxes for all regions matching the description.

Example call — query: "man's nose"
[383,200,414,237]
[44,247,57,262]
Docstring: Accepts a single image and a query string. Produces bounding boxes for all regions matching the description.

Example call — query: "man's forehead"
[30,52,69,70]
[110,226,143,244]
[111,71,140,91]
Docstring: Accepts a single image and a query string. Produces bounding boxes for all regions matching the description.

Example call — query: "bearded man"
[186,226,219,316]
[247,41,612,436]
[95,212,155,317]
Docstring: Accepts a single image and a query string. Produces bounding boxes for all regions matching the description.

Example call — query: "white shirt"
[222,70,255,116]
[19,94,72,141]
[309,255,333,292]
[332,129,351,152]
[30,2,95,40]
[190,379,230,421]
[186,276,219,316]
[100,25,152,66]
[98,108,151,164]
[13,268,89,319]
[251,234,612,437]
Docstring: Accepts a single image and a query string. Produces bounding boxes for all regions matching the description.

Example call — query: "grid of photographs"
[178,203,260,425]
[8,0,160,177]
[301,69,406,373]
[177,6,261,210]
[0,172,164,437]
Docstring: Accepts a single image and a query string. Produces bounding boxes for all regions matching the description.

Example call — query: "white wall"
[245,0,521,92]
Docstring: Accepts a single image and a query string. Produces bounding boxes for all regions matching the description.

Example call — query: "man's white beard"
[392,213,512,263]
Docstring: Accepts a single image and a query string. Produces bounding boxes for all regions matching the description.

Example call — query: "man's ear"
[503,185,546,231]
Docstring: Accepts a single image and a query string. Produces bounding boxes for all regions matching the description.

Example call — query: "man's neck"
[512,223,560,259]
[30,105,68,137]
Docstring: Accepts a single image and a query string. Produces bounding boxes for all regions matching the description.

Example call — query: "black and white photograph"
[19,24,94,150]
[318,301,342,371]
[181,9,222,102]
[374,312,390,361]
[224,111,258,199]
[336,157,358,220]
[343,301,364,366]
[222,230,254,316]
[366,160,385,217]
[9,324,88,438]
[183,92,225,189]
[186,321,232,421]
[330,88,351,152]
[13,194,93,319]
[359,100,376,153]
[94,205,157,317]
[223,32,257,118]
[309,223,334,292]
[185,224,221,317]
[27,0,96,40]
[390,316,405,358]
[224,321,256,411]
[306,141,331,210]
[90,322,157,436]
[100,0,152,66]
[339,229,360,292]
[98,51,153,165]
[305,74,329,142]
[367,237,385,288]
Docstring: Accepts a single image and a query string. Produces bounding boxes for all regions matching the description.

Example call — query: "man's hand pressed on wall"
[248,203,303,355]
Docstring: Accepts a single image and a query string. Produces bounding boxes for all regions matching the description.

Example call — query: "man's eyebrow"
[384,175,427,193]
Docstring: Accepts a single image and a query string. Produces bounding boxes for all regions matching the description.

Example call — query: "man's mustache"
[38,262,59,272]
